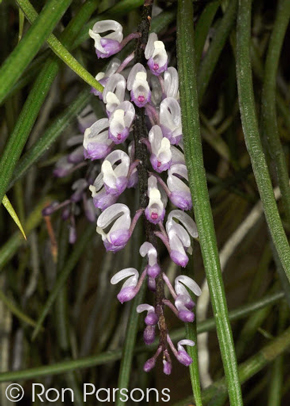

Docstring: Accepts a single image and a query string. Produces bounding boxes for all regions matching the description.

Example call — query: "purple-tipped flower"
[108,101,135,144]
[139,242,161,277]
[83,197,97,223]
[93,59,121,98]
[83,118,112,160]
[163,67,179,99]
[89,179,118,210]
[163,360,172,375]
[145,33,168,76]
[137,304,158,325]
[167,164,192,210]
[143,357,156,372]
[111,268,139,303]
[103,73,126,115]
[176,339,195,366]
[145,176,165,224]
[127,63,151,107]
[89,20,123,58]
[71,179,88,202]
[101,150,130,196]
[174,275,201,322]
[143,325,155,345]
[149,125,172,173]
[77,105,98,132]
[53,156,74,178]
[160,97,182,145]
[166,210,198,267]
[96,203,131,251]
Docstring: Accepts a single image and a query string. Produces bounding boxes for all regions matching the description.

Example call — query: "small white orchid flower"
[160,97,182,144]
[127,63,151,107]
[136,304,158,326]
[176,339,195,366]
[145,175,165,224]
[103,73,126,115]
[166,210,198,267]
[83,118,112,160]
[89,20,123,58]
[93,58,121,98]
[111,268,139,303]
[96,203,131,252]
[101,150,130,196]
[145,33,168,76]
[167,164,192,210]
[139,242,160,277]
[164,67,179,99]
[108,101,135,144]
[149,125,172,173]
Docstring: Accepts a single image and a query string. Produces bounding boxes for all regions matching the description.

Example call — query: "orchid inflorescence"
[45,14,201,374]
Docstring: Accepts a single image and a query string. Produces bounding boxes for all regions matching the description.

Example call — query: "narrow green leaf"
[177,1,243,405]
[0,289,37,327]
[9,89,92,189]
[236,0,290,283]
[16,0,103,93]
[194,0,220,65]
[0,0,72,105]
[261,0,290,224]
[0,197,53,272]
[198,0,238,102]
[32,225,96,340]
[2,195,26,240]
[18,9,25,42]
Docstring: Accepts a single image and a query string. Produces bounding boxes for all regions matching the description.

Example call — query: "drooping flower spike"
[53,16,204,376]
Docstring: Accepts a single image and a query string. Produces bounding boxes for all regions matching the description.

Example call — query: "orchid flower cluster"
[85,20,202,374]
[45,18,202,375]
